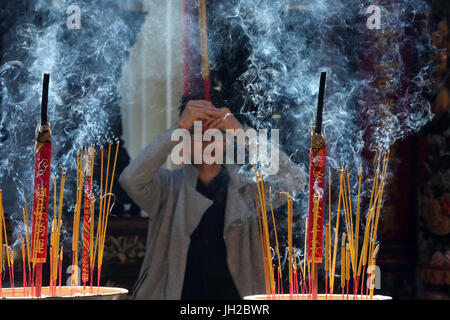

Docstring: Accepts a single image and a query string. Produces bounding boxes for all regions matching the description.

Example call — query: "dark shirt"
[181,166,241,300]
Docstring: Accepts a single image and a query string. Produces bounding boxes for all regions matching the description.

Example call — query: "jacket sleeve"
[119,125,179,218]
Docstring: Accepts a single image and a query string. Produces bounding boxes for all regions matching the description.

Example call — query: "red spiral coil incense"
[82,148,95,287]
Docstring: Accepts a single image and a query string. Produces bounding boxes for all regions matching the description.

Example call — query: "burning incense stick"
[324,221,330,297]
[269,188,283,293]
[369,153,389,262]
[9,248,14,296]
[19,233,26,296]
[286,194,294,298]
[59,246,63,295]
[303,217,308,294]
[52,165,65,290]
[197,0,210,101]
[89,197,96,292]
[346,243,350,299]
[22,199,31,289]
[97,143,120,290]
[82,147,95,289]
[330,168,344,294]
[252,163,276,296]
[72,147,85,290]
[93,147,104,291]
[31,73,52,297]
[340,233,346,297]
[354,168,362,294]
[0,190,4,296]
[341,167,356,288]
[252,183,270,296]
[369,244,380,299]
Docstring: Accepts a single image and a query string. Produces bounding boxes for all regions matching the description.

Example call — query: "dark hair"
[178,90,205,116]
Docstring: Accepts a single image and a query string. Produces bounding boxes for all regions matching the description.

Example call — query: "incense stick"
[330,168,344,294]
[252,182,270,296]
[0,190,4,297]
[269,188,283,294]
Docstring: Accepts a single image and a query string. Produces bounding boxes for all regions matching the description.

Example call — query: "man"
[119,93,306,299]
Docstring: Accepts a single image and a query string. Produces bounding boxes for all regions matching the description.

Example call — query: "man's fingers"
[192,111,213,121]
[189,106,221,116]
[206,117,224,130]
[187,100,214,108]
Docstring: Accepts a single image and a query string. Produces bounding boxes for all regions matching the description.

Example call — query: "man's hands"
[178,100,243,131]
[205,107,243,131]
[177,100,219,130]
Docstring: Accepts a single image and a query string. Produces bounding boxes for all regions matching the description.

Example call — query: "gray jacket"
[119,125,306,299]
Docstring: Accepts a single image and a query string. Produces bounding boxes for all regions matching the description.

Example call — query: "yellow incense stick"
[369,153,389,264]
[355,168,362,267]
[369,244,380,299]
[95,147,104,273]
[341,233,346,291]
[197,0,210,81]
[100,143,120,270]
[288,197,293,290]
[269,188,283,286]
[325,221,330,275]
[253,179,270,295]
[1,191,10,269]
[330,168,344,294]
[346,243,350,282]
[303,217,307,287]
[98,144,112,268]
[23,199,31,270]
[256,163,275,293]
[20,233,26,265]
[0,190,3,275]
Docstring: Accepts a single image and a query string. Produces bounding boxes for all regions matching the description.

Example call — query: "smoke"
[206,1,432,198]
[0,0,437,276]
[199,0,436,274]
[0,0,145,246]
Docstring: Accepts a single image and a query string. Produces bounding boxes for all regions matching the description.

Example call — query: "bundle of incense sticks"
[0,142,120,298]
[252,150,390,300]
[326,151,390,299]
[96,143,120,293]
[49,166,65,296]
[70,143,119,295]
[252,163,276,297]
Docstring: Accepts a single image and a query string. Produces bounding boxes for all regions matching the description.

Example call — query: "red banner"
[31,141,51,263]
[307,146,326,263]
[82,176,92,283]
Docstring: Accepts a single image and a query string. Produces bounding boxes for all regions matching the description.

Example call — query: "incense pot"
[244,293,392,301]
[0,286,128,300]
